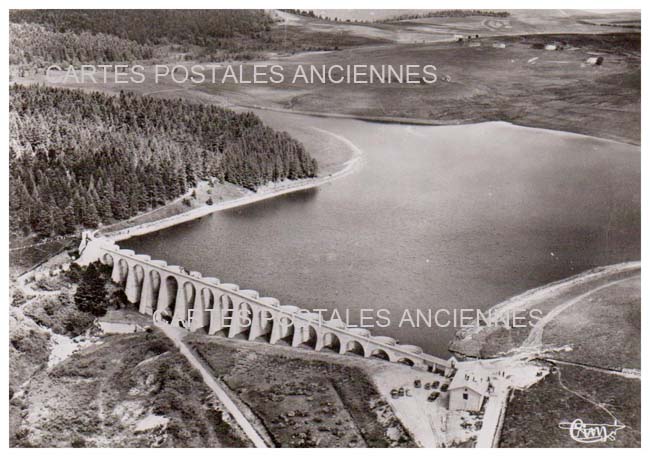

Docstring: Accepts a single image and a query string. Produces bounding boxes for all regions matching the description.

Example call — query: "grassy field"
[276,10,640,45]
[542,275,640,370]
[188,335,415,447]
[11,331,251,448]
[449,264,641,448]
[196,32,640,144]
[500,364,640,447]
[15,28,640,147]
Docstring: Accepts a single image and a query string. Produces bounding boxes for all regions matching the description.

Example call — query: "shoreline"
[243,103,640,146]
[102,127,363,243]
[14,71,640,147]
[101,116,638,244]
[448,260,641,359]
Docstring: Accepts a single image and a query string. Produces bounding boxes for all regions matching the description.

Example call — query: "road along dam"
[76,232,452,372]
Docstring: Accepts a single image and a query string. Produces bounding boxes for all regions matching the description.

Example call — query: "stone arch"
[177,281,199,324]
[273,315,295,345]
[201,288,215,310]
[370,348,391,361]
[300,325,319,349]
[118,259,128,279]
[139,269,161,315]
[175,281,196,327]
[320,333,341,353]
[149,270,161,298]
[133,264,145,282]
[397,358,415,367]
[252,310,274,342]
[157,275,179,324]
[183,281,196,307]
[112,258,129,284]
[345,340,365,357]
[220,294,234,330]
[189,286,213,332]
[231,301,254,339]
[125,263,145,303]
[102,253,114,266]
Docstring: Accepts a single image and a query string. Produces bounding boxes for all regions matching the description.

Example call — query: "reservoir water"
[121,113,640,356]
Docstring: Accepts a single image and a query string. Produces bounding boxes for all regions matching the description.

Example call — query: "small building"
[544,44,557,51]
[448,371,490,412]
[96,309,151,334]
[586,56,604,66]
[97,320,146,334]
[492,42,506,49]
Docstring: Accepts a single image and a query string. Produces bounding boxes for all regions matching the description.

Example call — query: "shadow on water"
[222,187,320,220]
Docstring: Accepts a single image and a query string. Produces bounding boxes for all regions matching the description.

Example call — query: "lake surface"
[122,114,640,356]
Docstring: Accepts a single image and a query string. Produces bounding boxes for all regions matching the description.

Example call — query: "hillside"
[9,9,385,67]
[9,10,275,46]
[9,85,317,239]
[450,263,641,447]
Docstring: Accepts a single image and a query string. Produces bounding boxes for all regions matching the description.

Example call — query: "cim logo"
[558,419,625,444]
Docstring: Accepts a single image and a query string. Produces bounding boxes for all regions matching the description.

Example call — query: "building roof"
[449,370,490,396]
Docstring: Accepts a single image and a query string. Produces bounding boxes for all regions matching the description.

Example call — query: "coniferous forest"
[9,84,318,238]
[9,22,158,67]
[9,10,274,46]
[9,10,276,67]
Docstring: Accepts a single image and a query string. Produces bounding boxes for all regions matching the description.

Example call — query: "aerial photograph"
[6,5,641,449]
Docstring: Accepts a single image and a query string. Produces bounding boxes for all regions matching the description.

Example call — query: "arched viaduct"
[76,234,451,373]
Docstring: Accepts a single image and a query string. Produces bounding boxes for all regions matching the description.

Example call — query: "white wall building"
[448,371,490,412]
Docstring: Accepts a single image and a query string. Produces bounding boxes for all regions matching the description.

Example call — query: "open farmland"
[276,9,640,44]
[196,32,640,144]
[21,31,640,145]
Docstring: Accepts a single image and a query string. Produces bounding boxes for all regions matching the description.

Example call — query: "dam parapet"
[77,231,452,373]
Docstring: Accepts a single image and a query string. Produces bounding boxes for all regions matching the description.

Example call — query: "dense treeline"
[379,10,510,23]
[10,85,317,238]
[10,23,157,67]
[280,9,510,23]
[9,9,379,68]
[9,10,275,46]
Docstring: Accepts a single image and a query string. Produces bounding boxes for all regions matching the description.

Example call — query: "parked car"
[431,381,440,389]
[441,384,449,392]
[398,387,405,397]
[414,379,422,388]
[427,392,439,402]
[424,382,431,390]
[391,389,400,399]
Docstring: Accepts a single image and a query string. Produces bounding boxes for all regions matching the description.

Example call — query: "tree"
[62,205,77,235]
[74,262,108,316]
[9,84,318,238]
